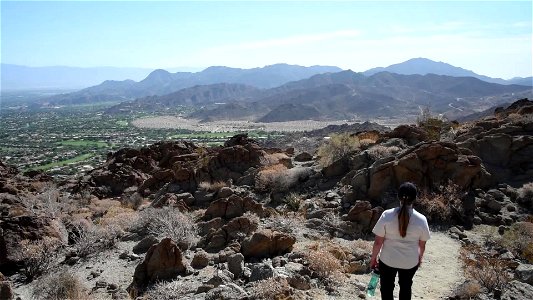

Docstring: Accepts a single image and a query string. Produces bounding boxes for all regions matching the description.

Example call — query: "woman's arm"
[418,240,427,267]
[370,235,385,269]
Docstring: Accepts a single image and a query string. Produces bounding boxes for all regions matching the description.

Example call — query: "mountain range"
[364,58,532,86]
[107,70,533,122]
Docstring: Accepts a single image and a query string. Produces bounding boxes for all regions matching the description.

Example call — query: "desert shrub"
[255,164,289,192]
[198,180,228,192]
[304,243,344,285]
[317,133,361,167]
[250,277,292,300]
[500,221,533,263]
[366,145,401,160]
[23,185,65,217]
[144,280,194,300]
[72,221,121,258]
[283,193,302,211]
[32,271,88,300]
[263,212,306,235]
[417,106,450,141]
[415,181,464,223]
[136,207,198,249]
[517,182,533,207]
[15,237,62,281]
[460,244,512,294]
[122,192,144,210]
[351,239,373,253]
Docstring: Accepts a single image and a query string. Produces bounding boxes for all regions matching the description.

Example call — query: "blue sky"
[1,1,532,79]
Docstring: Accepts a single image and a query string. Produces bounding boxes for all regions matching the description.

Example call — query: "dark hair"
[398,182,417,237]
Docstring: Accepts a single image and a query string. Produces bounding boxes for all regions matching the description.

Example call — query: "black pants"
[379,260,419,300]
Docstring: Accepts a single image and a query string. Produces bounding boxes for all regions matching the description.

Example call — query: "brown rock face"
[241,230,296,259]
[204,195,268,220]
[345,141,488,202]
[385,125,429,145]
[0,216,67,272]
[128,238,189,296]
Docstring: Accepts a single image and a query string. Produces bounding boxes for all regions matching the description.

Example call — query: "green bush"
[317,133,361,167]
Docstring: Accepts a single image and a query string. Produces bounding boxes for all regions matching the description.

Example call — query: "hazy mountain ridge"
[45,64,342,105]
[158,71,532,122]
[363,58,532,86]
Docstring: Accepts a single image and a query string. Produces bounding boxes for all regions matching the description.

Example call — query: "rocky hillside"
[1,99,533,300]
[117,70,533,122]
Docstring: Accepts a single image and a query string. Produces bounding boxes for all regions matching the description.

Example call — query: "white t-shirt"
[372,206,431,269]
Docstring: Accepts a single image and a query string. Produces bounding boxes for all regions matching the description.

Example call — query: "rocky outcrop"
[455,98,533,186]
[0,215,67,273]
[342,141,489,203]
[241,230,296,259]
[347,201,384,230]
[385,125,429,145]
[77,136,272,198]
[204,195,268,220]
[128,238,191,297]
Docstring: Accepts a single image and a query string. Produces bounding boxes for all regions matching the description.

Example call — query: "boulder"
[0,215,67,272]
[241,230,295,259]
[0,272,13,300]
[204,195,267,220]
[132,236,159,254]
[191,250,210,269]
[515,263,533,285]
[227,253,244,278]
[127,238,190,297]
[501,280,533,300]
[294,152,313,162]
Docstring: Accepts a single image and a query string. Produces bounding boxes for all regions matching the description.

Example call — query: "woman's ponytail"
[397,182,418,238]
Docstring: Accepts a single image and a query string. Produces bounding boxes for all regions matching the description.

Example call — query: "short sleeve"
[420,217,431,241]
[372,211,387,237]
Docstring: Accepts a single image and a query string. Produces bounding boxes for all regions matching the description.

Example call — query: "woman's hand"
[370,257,379,270]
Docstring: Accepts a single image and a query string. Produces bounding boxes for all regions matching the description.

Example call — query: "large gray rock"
[249,263,275,282]
[227,253,244,278]
[515,263,533,285]
[501,280,533,300]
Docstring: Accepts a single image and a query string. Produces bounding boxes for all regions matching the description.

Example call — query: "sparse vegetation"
[417,106,450,141]
[143,280,193,300]
[72,221,121,258]
[250,277,292,300]
[415,181,464,223]
[304,242,344,286]
[282,192,302,211]
[366,144,401,160]
[15,237,62,281]
[32,271,88,300]
[135,207,198,249]
[517,182,533,208]
[500,221,533,263]
[460,244,512,294]
[317,133,361,167]
[198,180,228,192]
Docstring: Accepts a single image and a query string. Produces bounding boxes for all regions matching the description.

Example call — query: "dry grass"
[14,237,62,281]
[263,212,306,235]
[317,133,361,167]
[415,181,464,223]
[517,182,533,207]
[135,207,198,250]
[351,239,373,253]
[122,192,144,210]
[143,280,193,300]
[260,152,291,167]
[71,221,121,258]
[500,221,533,263]
[250,277,292,300]
[460,244,512,293]
[98,205,138,231]
[303,242,344,284]
[32,271,88,300]
[366,145,401,160]
[198,180,228,192]
[255,164,289,192]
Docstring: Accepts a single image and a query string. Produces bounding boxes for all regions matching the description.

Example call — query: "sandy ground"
[354,231,464,300]
[131,116,404,132]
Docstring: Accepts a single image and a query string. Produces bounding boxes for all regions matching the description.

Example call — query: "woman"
[369,182,430,300]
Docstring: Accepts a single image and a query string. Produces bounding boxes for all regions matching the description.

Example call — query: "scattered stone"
[192,250,210,269]
[515,264,533,285]
[217,187,233,199]
[501,280,533,300]
[127,238,190,296]
[249,263,275,282]
[132,235,159,254]
[96,281,108,289]
[227,253,244,278]
[119,251,130,260]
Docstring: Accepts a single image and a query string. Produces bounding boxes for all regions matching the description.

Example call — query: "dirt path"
[355,231,464,299]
